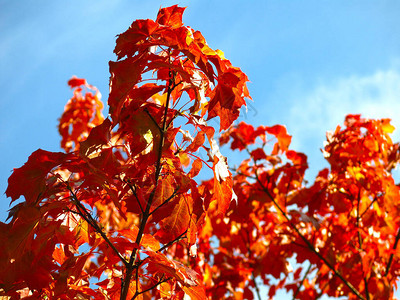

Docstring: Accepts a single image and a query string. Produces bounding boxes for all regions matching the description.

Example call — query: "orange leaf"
[156,5,186,28]
[189,158,203,178]
[181,285,207,300]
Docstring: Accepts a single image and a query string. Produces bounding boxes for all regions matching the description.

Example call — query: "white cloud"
[288,67,400,151]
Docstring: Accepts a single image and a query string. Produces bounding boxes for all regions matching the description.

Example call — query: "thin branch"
[292,263,312,300]
[253,170,365,300]
[385,226,400,276]
[157,230,187,253]
[121,67,176,300]
[67,185,129,267]
[359,197,378,219]
[251,273,262,300]
[149,188,179,216]
[127,182,144,214]
[356,191,370,300]
[135,275,170,298]
[144,108,163,134]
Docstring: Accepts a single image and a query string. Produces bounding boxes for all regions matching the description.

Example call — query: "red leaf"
[67,76,87,88]
[108,58,145,120]
[129,83,165,108]
[156,5,186,28]
[213,174,234,214]
[186,131,205,153]
[157,195,190,243]
[286,150,307,167]
[181,285,207,300]
[79,118,112,158]
[207,83,246,131]
[59,79,104,152]
[145,249,202,288]
[251,148,267,161]
[189,158,203,178]
[114,19,159,59]
[230,122,256,150]
[6,149,67,203]
[265,124,292,153]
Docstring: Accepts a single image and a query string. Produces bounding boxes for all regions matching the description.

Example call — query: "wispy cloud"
[288,67,400,152]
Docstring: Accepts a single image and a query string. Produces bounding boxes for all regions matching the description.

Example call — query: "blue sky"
[1,1,400,298]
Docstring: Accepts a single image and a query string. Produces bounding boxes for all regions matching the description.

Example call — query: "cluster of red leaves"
[195,116,400,299]
[59,77,104,152]
[2,5,400,300]
[1,5,249,300]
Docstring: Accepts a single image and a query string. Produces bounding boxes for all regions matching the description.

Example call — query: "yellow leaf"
[381,119,395,133]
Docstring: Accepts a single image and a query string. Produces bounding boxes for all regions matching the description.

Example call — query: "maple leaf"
[207,79,248,131]
[108,58,146,121]
[114,19,160,59]
[6,149,67,204]
[157,195,191,244]
[79,118,112,158]
[156,5,186,28]
[145,249,203,289]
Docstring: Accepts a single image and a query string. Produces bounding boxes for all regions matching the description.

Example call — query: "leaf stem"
[251,273,262,300]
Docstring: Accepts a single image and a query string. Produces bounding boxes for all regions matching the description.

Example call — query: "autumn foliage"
[2,5,400,300]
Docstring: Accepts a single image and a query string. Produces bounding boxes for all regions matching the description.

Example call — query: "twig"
[157,230,187,253]
[292,263,312,300]
[67,185,129,267]
[359,197,377,219]
[134,275,170,298]
[254,170,365,300]
[149,188,179,216]
[385,226,400,276]
[127,182,144,214]
[356,191,370,300]
[251,273,262,300]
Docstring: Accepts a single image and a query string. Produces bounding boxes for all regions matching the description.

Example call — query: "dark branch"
[253,169,365,300]
[157,229,187,253]
[66,185,129,267]
[385,226,400,277]
[292,263,312,300]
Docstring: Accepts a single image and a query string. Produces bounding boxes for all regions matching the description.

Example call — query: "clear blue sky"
[1,1,400,298]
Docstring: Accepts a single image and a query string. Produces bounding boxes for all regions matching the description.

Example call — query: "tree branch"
[121,68,176,300]
[253,170,365,300]
[66,185,129,267]
[292,263,312,300]
[149,187,179,216]
[136,275,170,297]
[385,226,400,277]
[251,273,262,300]
[356,191,370,300]
[127,182,144,214]
[157,230,187,253]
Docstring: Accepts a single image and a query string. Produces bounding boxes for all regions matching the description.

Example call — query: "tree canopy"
[1,5,400,300]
